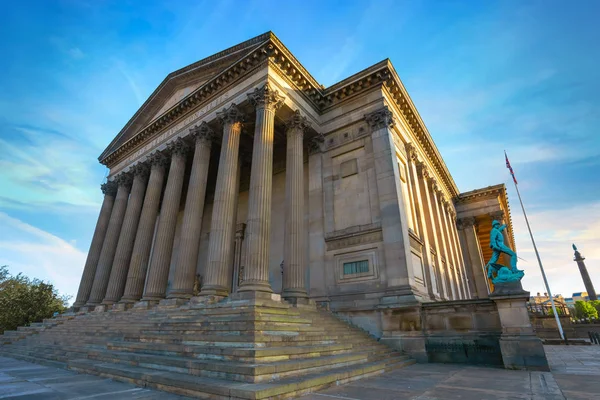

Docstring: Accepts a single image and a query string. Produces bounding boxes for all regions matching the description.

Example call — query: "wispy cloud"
[513,201,600,297]
[0,212,86,301]
[0,124,103,212]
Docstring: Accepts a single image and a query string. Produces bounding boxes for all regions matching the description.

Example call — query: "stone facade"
[75,32,519,338]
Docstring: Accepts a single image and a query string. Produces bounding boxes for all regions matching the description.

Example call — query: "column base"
[101,299,116,306]
[133,300,159,310]
[92,304,108,313]
[282,288,308,300]
[237,280,273,293]
[158,298,189,309]
[166,290,193,300]
[199,285,230,297]
[112,302,133,312]
[189,295,226,308]
[79,306,94,313]
[118,297,138,304]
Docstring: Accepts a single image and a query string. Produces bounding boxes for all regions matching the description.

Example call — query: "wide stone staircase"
[0,294,414,399]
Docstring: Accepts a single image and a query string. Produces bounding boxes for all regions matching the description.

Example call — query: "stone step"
[105,341,363,361]
[128,334,372,348]
[68,353,415,399]
[82,347,402,382]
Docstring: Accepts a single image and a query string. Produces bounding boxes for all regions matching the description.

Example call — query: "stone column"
[416,164,444,299]
[167,124,214,301]
[86,174,132,306]
[457,217,489,298]
[405,145,439,300]
[238,83,284,294]
[141,138,189,302]
[441,200,464,299]
[428,179,451,299]
[201,104,244,296]
[73,182,117,308]
[120,152,169,304]
[448,208,470,298]
[101,163,149,305]
[574,246,598,300]
[365,106,417,300]
[232,223,247,293]
[307,134,326,299]
[282,110,310,302]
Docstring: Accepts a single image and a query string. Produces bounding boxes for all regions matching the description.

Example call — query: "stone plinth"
[491,288,549,371]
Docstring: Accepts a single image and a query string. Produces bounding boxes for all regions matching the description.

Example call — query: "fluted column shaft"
[201,105,244,296]
[405,149,439,300]
[120,153,168,302]
[441,202,463,299]
[427,181,450,299]
[73,183,117,307]
[282,111,309,300]
[86,176,131,305]
[102,164,149,304]
[168,125,213,299]
[447,209,470,298]
[435,192,457,299]
[416,165,444,298]
[142,139,189,301]
[458,218,489,298]
[239,84,284,293]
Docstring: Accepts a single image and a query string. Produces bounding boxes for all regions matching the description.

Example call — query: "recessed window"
[343,260,369,275]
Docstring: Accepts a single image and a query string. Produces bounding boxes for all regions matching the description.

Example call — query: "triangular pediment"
[99,32,273,160]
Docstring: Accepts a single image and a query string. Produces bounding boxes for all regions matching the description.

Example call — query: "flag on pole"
[505,151,517,185]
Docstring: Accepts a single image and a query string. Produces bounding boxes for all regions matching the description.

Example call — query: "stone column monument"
[573,244,597,301]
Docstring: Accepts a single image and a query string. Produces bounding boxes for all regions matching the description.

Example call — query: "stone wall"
[336,299,504,366]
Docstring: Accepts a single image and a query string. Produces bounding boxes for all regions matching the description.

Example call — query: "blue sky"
[1,0,598,301]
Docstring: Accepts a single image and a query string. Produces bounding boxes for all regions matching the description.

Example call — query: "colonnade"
[73,83,311,310]
[405,144,470,301]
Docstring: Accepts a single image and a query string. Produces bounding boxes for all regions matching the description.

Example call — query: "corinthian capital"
[489,210,505,222]
[131,162,150,179]
[148,151,169,168]
[247,83,284,111]
[217,103,245,125]
[101,181,117,196]
[115,172,133,189]
[364,106,395,131]
[285,110,311,137]
[191,122,215,145]
[457,217,476,230]
[308,133,325,155]
[167,137,191,157]
[405,142,419,162]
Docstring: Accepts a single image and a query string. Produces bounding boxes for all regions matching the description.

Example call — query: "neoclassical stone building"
[73,31,515,332]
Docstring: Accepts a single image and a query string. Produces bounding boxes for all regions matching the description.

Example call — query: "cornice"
[455,184,506,204]
[99,32,273,163]
[99,33,461,198]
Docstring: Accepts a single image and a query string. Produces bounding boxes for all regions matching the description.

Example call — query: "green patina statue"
[486,220,524,284]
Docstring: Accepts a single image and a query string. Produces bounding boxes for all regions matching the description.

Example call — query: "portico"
[73,32,516,328]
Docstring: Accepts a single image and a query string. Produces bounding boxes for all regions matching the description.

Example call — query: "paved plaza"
[1,346,599,399]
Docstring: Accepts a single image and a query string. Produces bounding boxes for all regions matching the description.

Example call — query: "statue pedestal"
[491,286,549,371]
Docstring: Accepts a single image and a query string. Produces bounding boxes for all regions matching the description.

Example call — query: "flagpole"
[506,151,565,341]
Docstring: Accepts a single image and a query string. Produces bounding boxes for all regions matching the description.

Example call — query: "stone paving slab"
[0,356,190,399]
[2,346,600,399]
[300,346,600,400]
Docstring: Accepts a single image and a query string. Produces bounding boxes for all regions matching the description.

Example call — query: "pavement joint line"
[71,387,146,399]
[310,392,362,399]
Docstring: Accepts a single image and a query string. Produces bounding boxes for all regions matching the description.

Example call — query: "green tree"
[590,300,600,316]
[0,265,69,334]
[573,300,599,320]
